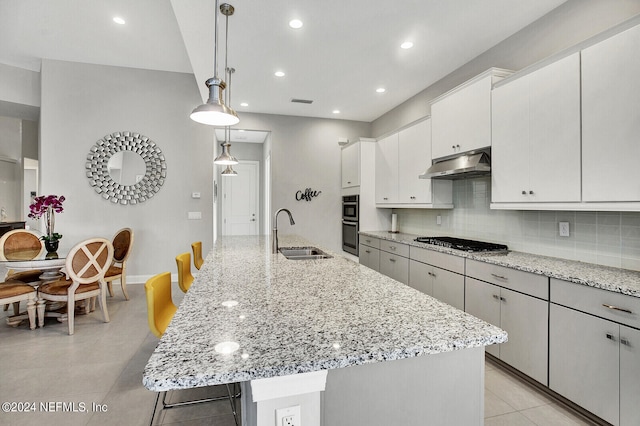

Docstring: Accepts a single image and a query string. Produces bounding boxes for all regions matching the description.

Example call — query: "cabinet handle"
[602,304,633,314]
[410,196,416,200]
[491,273,508,280]
[383,197,388,200]
[606,333,616,341]
[389,246,396,251]
[500,296,506,302]
[529,190,534,195]
[492,294,500,300]
[365,250,371,254]
[456,144,460,149]
[621,338,631,346]
[347,181,352,184]
[428,272,437,278]
[389,258,396,263]
[452,145,456,149]
[365,239,371,243]
[522,190,526,195]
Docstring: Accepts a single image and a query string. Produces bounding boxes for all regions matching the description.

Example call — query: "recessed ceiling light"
[376,88,386,93]
[332,110,340,114]
[240,102,249,107]
[401,41,413,49]
[274,71,285,77]
[113,17,125,25]
[289,19,303,29]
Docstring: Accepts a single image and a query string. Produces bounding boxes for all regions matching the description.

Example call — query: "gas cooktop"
[414,237,508,253]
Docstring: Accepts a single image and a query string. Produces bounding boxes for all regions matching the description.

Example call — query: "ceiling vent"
[291,98,313,104]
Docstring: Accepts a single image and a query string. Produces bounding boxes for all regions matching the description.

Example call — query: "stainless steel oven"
[342,195,359,255]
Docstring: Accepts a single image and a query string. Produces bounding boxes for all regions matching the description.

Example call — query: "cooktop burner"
[414,237,508,253]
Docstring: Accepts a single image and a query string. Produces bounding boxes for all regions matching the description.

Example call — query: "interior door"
[222,161,259,236]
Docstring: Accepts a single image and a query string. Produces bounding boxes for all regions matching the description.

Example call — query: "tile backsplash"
[394,177,640,271]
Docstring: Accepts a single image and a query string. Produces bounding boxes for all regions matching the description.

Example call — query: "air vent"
[291,98,313,104]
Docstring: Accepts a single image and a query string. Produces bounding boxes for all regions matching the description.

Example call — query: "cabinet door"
[408,260,433,296]
[359,244,379,272]
[465,278,501,357]
[341,143,360,188]
[379,252,409,285]
[491,73,529,203]
[398,119,431,204]
[528,53,581,202]
[582,24,640,202]
[499,288,548,385]
[621,325,640,426]
[431,267,464,311]
[549,304,619,425]
[375,134,398,204]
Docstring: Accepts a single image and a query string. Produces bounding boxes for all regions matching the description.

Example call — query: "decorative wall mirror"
[85,131,167,205]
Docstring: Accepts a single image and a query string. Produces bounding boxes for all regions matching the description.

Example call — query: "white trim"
[250,370,328,402]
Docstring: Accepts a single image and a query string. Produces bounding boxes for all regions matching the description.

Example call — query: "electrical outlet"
[559,221,570,237]
[276,405,300,426]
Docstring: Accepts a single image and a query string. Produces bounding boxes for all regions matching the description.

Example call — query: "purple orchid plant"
[28,195,65,241]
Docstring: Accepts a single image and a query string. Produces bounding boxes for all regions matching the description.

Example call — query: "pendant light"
[190,1,239,126]
[221,165,238,176]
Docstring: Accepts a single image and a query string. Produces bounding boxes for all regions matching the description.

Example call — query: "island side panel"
[322,346,485,426]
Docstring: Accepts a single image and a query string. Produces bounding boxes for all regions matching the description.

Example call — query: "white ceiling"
[0,0,567,123]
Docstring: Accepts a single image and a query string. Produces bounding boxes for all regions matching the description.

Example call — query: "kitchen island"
[143,235,507,426]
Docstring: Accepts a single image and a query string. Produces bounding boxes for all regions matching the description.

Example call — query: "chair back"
[112,228,133,263]
[0,229,45,261]
[176,252,194,293]
[191,241,204,270]
[144,272,177,338]
[65,238,114,284]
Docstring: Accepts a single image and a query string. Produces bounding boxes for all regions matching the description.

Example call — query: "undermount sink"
[279,246,333,260]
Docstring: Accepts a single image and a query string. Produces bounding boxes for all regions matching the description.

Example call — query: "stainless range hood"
[419,150,491,180]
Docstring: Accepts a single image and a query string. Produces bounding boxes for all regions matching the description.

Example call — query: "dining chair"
[0,280,37,330]
[191,241,204,270]
[145,272,239,426]
[0,229,45,283]
[104,227,134,300]
[36,238,113,335]
[175,252,193,293]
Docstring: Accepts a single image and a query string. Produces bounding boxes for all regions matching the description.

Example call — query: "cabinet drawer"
[466,259,548,300]
[358,244,380,272]
[379,252,409,284]
[379,240,409,257]
[360,236,380,249]
[551,278,640,329]
[409,246,464,274]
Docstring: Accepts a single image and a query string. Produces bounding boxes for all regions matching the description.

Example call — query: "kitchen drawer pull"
[500,296,506,302]
[492,294,500,300]
[522,190,526,195]
[365,239,371,243]
[529,190,534,195]
[389,246,396,251]
[389,258,396,263]
[602,304,633,314]
[365,250,371,254]
[491,273,508,280]
[383,197,388,200]
[621,338,631,346]
[606,333,616,341]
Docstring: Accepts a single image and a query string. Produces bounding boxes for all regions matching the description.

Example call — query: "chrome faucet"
[272,208,295,253]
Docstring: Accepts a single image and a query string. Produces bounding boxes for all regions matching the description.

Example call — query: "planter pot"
[44,239,59,254]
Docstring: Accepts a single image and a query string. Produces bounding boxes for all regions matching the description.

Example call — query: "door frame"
[221,160,260,236]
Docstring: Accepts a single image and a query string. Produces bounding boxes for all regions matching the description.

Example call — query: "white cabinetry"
[549,278,640,425]
[491,53,581,204]
[582,24,640,203]
[408,246,465,311]
[359,236,380,272]
[378,240,409,285]
[341,142,360,188]
[375,119,452,208]
[465,260,549,385]
[431,68,512,160]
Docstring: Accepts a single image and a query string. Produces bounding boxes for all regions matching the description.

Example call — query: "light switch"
[559,222,570,237]
[192,192,201,199]
[188,212,202,220]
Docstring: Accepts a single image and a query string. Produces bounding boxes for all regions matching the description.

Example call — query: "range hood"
[419,150,491,180]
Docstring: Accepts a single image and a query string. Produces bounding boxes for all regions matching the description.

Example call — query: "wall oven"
[342,195,359,255]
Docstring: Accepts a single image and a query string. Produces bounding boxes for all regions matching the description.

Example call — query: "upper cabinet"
[341,142,360,189]
[431,68,512,160]
[492,53,581,204]
[375,118,452,209]
[582,24,640,202]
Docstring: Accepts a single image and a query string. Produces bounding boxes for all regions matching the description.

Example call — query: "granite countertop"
[360,231,640,298]
[143,235,507,392]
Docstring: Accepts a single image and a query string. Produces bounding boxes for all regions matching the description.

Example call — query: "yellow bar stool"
[175,252,193,293]
[144,272,238,426]
[191,241,204,270]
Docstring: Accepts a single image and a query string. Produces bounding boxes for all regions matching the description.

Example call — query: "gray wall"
[39,59,215,281]
[0,116,22,221]
[372,0,640,137]
[233,113,370,253]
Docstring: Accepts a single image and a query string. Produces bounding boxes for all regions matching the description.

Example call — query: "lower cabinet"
[379,252,409,284]
[408,259,464,311]
[549,278,640,425]
[358,243,380,272]
[465,277,548,385]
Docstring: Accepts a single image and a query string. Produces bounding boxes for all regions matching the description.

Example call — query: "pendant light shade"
[221,165,238,176]
[190,1,239,127]
[214,142,238,165]
[190,78,239,126]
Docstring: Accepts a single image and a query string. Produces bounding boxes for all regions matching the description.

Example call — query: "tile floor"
[0,284,598,426]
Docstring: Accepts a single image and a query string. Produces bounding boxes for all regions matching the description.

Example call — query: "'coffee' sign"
[296,188,322,202]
